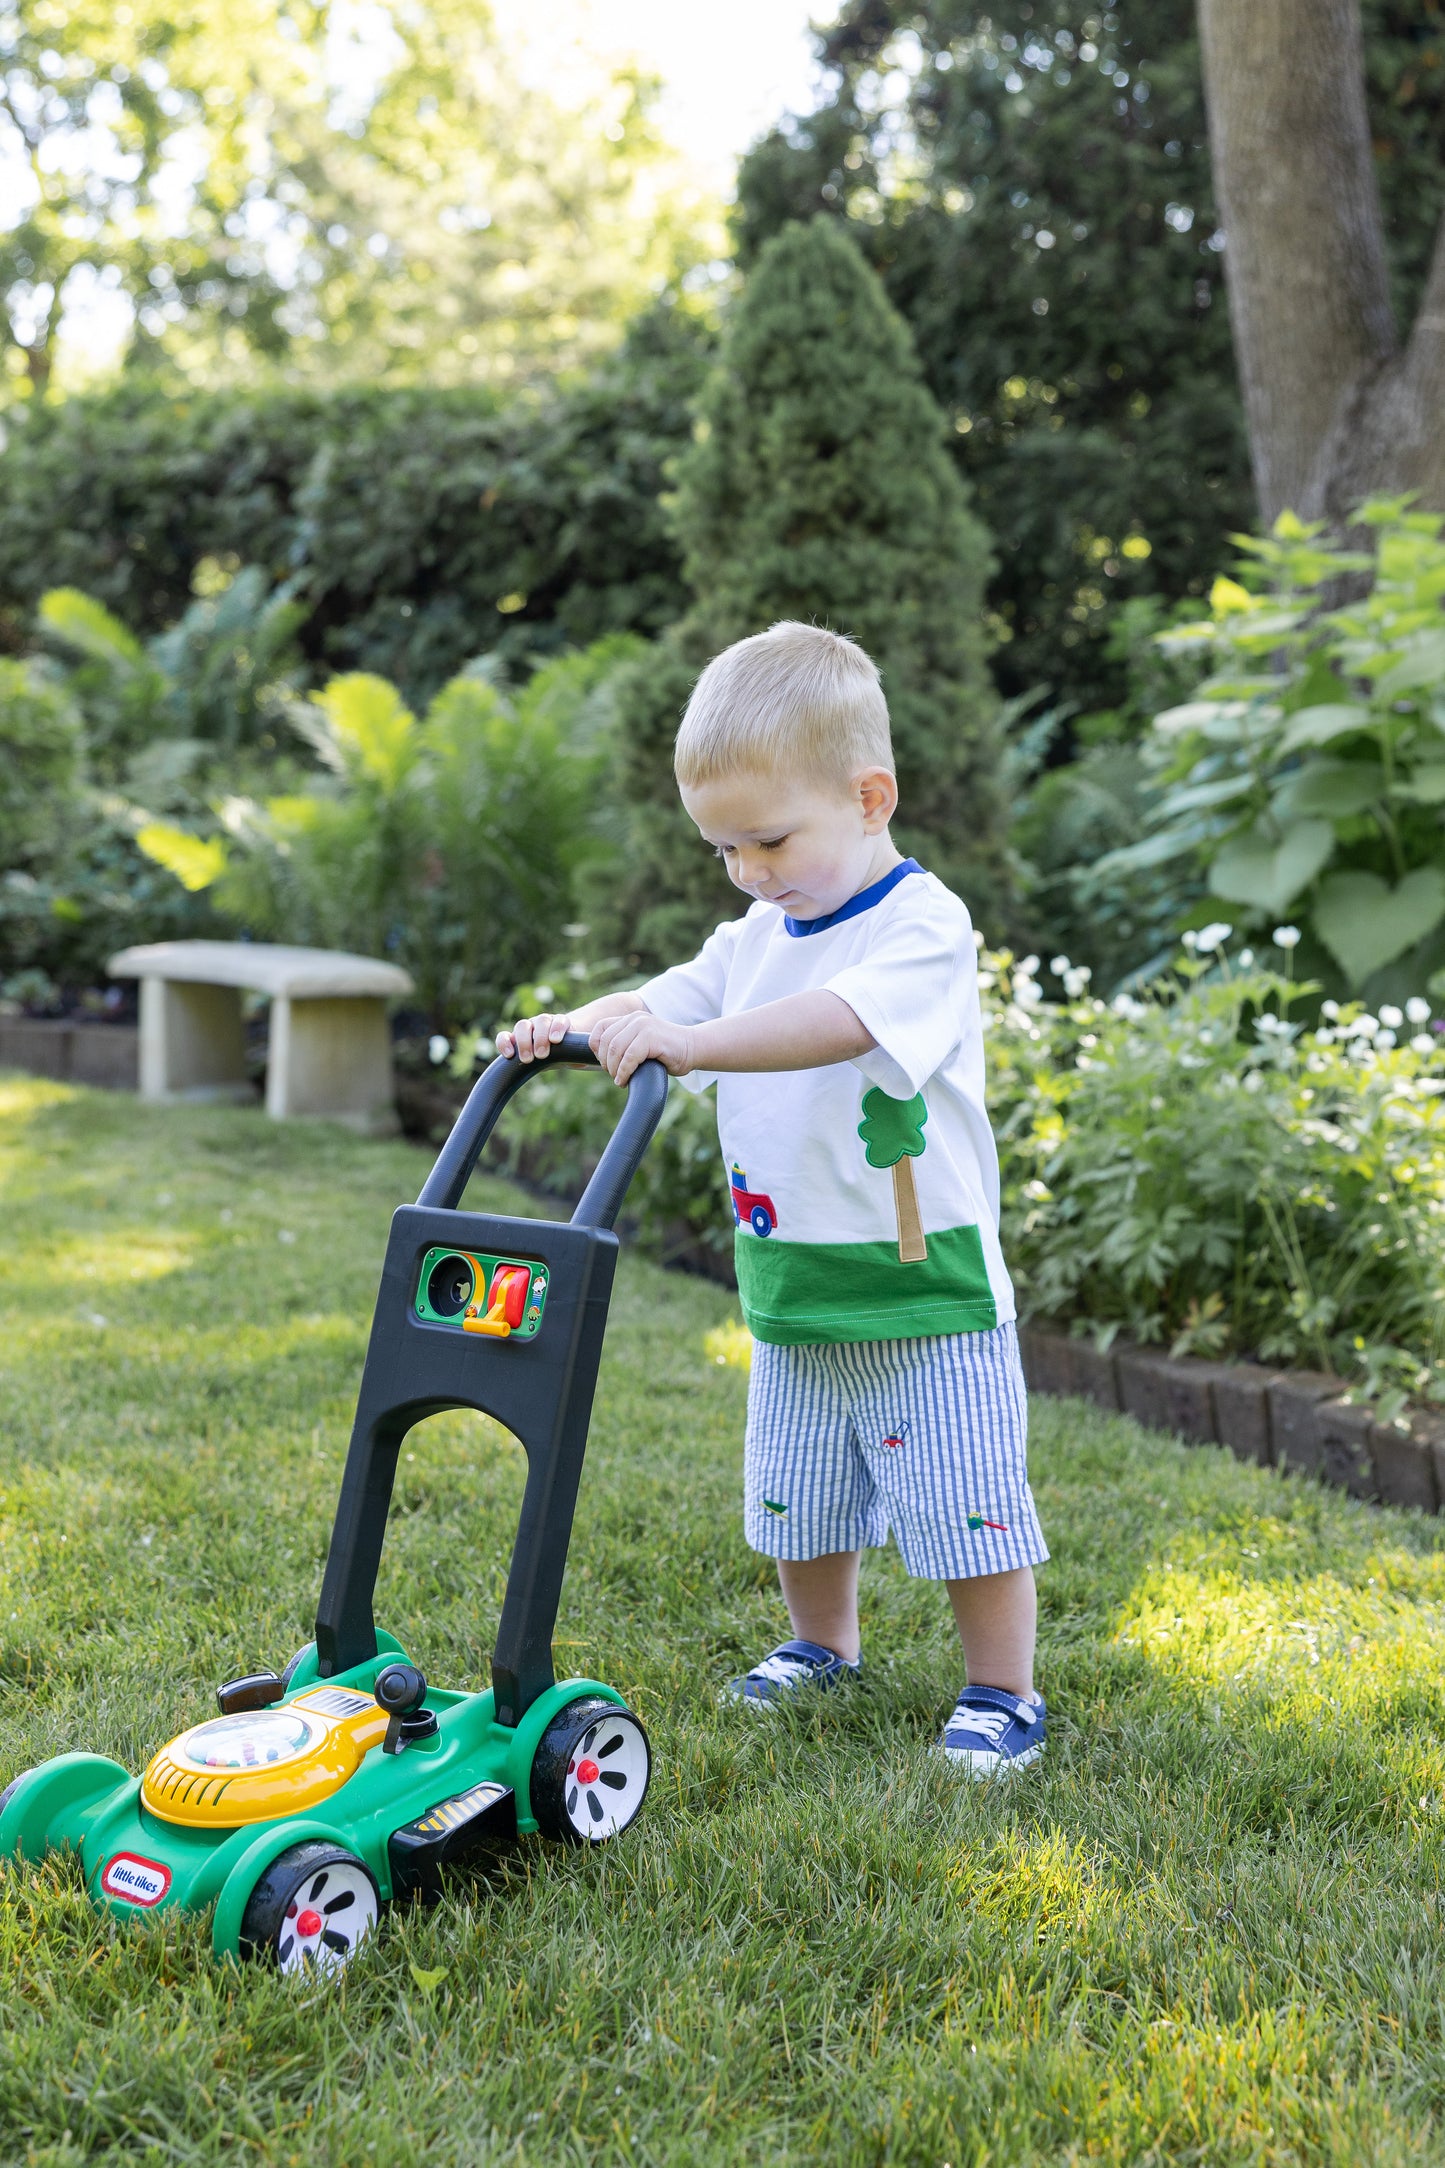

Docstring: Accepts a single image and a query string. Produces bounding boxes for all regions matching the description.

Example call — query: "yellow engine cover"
[142,1687,390,1827]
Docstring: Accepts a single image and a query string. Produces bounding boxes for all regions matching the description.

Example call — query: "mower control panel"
[414,1247,549,1341]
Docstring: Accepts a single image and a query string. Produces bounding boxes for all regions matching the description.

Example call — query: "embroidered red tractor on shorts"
[730,1165,778,1238]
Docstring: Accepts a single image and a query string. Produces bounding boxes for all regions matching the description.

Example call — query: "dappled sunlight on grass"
[0,1228,198,1291]
[1112,1513,1445,1713]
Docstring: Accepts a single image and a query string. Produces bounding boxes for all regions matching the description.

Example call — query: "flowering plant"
[984,928,1445,1406]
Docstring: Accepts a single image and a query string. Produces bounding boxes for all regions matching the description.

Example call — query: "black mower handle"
[415,1033,669,1230]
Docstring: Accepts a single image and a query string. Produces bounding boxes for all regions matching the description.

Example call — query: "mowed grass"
[3,1079,1445,2165]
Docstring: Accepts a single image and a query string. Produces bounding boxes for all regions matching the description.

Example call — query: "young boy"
[498,622,1048,1775]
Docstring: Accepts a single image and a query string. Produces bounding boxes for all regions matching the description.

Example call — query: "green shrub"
[37,572,305,778]
[0,660,82,873]
[1101,501,1445,1005]
[0,306,710,703]
[989,934,1445,1404]
[143,640,642,1030]
[603,217,1003,966]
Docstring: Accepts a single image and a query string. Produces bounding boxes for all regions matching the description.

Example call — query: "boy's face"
[679,765,897,920]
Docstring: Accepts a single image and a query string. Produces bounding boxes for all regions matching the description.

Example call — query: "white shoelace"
[949,1702,1016,1749]
[752,1651,823,1686]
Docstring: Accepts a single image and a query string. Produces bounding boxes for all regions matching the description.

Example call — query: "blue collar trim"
[784,859,923,937]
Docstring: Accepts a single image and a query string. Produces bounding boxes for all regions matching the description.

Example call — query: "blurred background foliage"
[5,0,1445,1050]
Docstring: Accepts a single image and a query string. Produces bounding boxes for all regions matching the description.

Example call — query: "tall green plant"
[605,216,1002,964]
[141,639,641,1029]
[1100,502,1445,1002]
[38,570,305,777]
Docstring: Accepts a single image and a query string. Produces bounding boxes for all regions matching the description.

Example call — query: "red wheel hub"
[296,1907,323,1938]
[575,1757,601,1786]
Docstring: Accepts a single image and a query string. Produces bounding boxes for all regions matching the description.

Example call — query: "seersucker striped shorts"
[743,1322,1049,1581]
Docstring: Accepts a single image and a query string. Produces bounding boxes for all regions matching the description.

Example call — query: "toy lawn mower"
[0,1038,667,1974]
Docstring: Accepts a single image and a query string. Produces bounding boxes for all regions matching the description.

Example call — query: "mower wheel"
[279,1643,316,1689]
[240,1841,379,1976]
[0,1770,32,1816]
[530,1695,650,1846]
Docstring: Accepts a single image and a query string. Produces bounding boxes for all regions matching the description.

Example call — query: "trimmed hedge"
[0,305,710,702]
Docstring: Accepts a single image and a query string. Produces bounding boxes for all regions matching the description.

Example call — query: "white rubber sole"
[936,1737,1044,1779]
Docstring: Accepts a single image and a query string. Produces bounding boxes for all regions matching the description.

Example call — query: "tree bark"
[1198,0,1445,523]
[891,1158,927,1263]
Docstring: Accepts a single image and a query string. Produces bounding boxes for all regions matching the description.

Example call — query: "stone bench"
[108,942,414,1135]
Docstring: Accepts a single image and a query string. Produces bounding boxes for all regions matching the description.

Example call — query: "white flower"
[1181,929,1199,951]
[428,1034,450,1065]
[1063,966,1092,997]
[1196,921,1232,952]
[1020,954,1039,974]
[1238,949,1254,968]
[1321,999,1340,1020]
[1379,1005,1404,1029]
[533,984,555,1005]
[1272,925,1301,950]
[1407,997,1432,1024]
[1377,1029,1398,1050]
[1050,955,1070,975]
[1412,1034,1435,1054]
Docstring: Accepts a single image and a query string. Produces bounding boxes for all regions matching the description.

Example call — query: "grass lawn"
[3,1075,1445,2166]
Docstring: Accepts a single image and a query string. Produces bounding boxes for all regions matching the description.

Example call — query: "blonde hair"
[674,622,893,791]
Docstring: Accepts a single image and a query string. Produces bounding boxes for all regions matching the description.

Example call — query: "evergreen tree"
[602,216,1004,966]
[734,1,1445,713]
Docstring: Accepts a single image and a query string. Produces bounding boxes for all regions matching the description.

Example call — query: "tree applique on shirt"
[857,1088,929,1263]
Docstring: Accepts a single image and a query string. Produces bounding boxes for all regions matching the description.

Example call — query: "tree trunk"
[1197,0,1445,523]
[891,1158,927,1264]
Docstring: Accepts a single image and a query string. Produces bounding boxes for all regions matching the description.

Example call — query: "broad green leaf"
[1272,760,1383,820]
[1207,818,1334,914]
[136,823,228,891]
[1154,700,1232,738]
[1313,866,1445,986]
[1400,763,1445,805]
[1210,576,1255,617]
[39,587,144,668]
[1374,632,1445,702]
[1277,703,1373,753]
[1272,509,1322,542]
[1156,774,1258,817]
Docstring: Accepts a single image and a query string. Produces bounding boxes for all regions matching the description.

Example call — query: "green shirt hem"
[735,1223,1001,1347]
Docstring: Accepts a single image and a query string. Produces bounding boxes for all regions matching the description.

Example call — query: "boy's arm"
[592,991,874,1086]
[498,990,646,1063]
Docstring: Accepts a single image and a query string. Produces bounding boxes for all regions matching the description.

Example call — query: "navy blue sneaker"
[938,1686,1045,1776]
[723,1638,862,1707]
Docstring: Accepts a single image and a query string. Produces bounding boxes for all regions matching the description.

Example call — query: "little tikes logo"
[101,1853,171,1906]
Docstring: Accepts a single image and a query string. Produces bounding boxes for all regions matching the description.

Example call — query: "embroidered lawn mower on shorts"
[0,1037,667,1974]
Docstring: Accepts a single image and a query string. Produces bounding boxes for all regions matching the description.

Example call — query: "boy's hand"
[590,1011,695,1086]
[497,1013,572,1063]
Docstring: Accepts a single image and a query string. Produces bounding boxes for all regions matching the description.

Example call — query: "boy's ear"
[854,766,898,832]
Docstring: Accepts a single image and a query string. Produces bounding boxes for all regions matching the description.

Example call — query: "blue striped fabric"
[743,1322,1048,1580]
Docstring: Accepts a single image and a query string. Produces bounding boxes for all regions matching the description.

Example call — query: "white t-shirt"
[638,860,1015,1346]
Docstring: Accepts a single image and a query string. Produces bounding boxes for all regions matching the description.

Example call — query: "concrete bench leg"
[266,995,398,1134]
[138,979,251,1104]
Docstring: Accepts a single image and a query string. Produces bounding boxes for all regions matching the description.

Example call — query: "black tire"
[239,1841,379,1975]
[0,1770,31,1817]
[279,1643,315,1690]
[529,1695,651,1846]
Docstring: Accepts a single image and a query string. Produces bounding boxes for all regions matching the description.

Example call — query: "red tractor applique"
[730,1165,778,1238]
